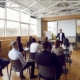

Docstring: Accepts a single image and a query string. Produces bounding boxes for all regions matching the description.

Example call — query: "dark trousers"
[20,61,35,77]
[0,59,10,75]
[60,41,63,44]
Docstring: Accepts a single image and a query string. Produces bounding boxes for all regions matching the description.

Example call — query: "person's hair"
[16,36,21,43]
[29,36,32,42]
[55,40,60,48]
[63,38,70,49]
[11,40,17,47]
[44,37,48,41]
[60,29,62,31]
[32,38,36,43]
[42,41,49,50]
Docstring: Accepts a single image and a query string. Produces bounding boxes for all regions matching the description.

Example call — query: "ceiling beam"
[9,0,16,7]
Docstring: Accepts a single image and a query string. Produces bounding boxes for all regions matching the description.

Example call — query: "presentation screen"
[58,19,76,37]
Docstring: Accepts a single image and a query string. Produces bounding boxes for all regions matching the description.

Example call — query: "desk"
[49,40,56,42]
[24,47,29,60]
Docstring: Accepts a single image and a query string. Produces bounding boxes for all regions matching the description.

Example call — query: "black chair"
[28,53,36,62]
[57,55,68,80]
[63,49,72,67]
[9,59,30,80]
[38,65,57,80]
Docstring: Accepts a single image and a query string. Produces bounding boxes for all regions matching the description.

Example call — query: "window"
[0,20,4,36]
[29,25,37,36]
[48,21,57,36]
[6,21,20,36]
[21,24,29,36]
[30,18,37,25]
[0,7,5,19]
[21,13,30,23]
[7,8,19,21]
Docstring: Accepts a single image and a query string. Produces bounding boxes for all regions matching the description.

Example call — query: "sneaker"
[20,75,25,79]
[30,75,37,79]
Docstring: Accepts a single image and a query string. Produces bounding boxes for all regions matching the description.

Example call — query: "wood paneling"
[42,14,80,21]
[41,20,47,40]
[77,26,80,33]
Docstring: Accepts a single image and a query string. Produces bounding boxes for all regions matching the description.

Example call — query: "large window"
[30,17,37,25]
[7,8,19,21]
[48,21,57,36]
[6,21,20,36]
[29,25,37,36]
[21,13,30,23]
[21,24,29,36]
[0,7,5,19]
[0,20,4,36]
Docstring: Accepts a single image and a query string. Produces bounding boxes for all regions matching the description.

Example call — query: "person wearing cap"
[56,29,65,44]
[8,40,37,79]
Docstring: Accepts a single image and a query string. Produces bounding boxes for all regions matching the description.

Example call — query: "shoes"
[20,75,25,79]
[30,75,37,79]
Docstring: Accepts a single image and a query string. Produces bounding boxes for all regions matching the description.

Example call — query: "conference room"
[0,0,80,80]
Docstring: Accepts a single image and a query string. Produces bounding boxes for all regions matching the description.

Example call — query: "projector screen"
[58,19,76,37]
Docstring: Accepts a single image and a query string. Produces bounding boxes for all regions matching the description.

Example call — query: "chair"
[9,59,30,80]
[57,55,68,80]
[38,65,57,80]
[28,53,36,61]
[63,49,72,67]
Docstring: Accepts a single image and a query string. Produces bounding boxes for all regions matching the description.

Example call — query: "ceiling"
[1,0,80,18]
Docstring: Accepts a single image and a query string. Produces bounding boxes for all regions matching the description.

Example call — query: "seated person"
[35,41,63,80]
[8,41,37,79]
[62,38,73,53]
[16,36,25,55]
[52,40,64,55]
[44,37,52,52]
[27,36,32,48]
[0,58,10,76]
[30,38,42,54]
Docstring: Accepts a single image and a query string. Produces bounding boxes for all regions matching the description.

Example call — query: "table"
[49,40,56,43]
[24,47,29,60]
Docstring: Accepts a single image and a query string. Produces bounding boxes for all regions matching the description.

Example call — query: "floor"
[0,50,80,80]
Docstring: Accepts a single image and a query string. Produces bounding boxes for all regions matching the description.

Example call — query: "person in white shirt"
[62,38,73,53]
[56,29,65,44]
[8,41,37,79]
[30,38,42,54]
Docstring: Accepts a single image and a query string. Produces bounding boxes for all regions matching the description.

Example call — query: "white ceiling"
[1,0,80,18]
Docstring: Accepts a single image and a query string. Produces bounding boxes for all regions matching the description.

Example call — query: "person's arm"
[56,33,59,38]
[18,52,26,66]
[63,33,65,39]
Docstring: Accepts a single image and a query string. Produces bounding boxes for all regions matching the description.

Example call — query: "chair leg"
[7,66,9,77]
[38,74,40,80]
[9,68,12,80]
[29,67,31,80]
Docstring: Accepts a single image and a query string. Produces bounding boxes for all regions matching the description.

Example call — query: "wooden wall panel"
[41,20,47,40]
[77,26,80,33]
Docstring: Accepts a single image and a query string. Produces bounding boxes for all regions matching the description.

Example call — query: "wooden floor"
[0,50,80,80]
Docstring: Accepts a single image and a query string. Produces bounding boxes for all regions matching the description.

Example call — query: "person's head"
[63,38,70,48]
[16,36,21,43]
[60,29,62,33]
[32,38,36,43]
[11,40,18,49]
[42,41,50,50]
[29,36,32,42]
[44,37,48,42]
[55,40,60,48]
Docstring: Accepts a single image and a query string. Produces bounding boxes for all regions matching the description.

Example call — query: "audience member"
[35,41,63,80]
[52,40,64,55]
[27,36,32,48]
[16,36,25,55]
[44,37,52,52]
[8,41,37,79]
[0,59,10,76]
[30,38,41,54]
[62,38,73,53]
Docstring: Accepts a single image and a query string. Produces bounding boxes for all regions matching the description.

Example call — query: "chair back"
[29,53,36,61]
[57,55,65,66]
[10,59,22,71]
[39,65,56,78]
[63,49,69,55]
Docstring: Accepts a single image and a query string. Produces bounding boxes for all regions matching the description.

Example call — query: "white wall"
[37,19,41,40]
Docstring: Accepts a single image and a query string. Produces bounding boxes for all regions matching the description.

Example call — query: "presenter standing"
[56,29,65,44]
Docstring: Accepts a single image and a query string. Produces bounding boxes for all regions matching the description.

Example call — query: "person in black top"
[35,41,63,80]
[44,37,52,52]
[27,36,32,48]
[16,36,25,54]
